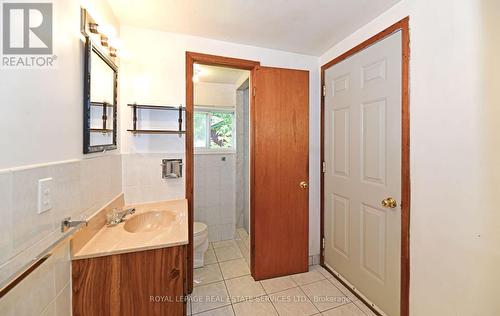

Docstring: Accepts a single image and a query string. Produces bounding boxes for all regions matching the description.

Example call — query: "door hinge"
[322,161,326,173]
[322,84,326,97]
[253,87,256,97]
[322,237,325,249]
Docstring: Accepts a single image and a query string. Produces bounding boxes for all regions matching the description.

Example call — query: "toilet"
[193,222,209,268]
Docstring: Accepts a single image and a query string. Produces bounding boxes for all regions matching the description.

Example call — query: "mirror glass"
[84,39,118,153]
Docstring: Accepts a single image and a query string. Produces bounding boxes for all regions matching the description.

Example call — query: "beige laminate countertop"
[72,199,188,260]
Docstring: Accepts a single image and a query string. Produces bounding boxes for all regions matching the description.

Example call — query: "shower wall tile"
[194,153,236,242]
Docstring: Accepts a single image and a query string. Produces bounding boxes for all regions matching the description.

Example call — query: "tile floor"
[189,228,376,316]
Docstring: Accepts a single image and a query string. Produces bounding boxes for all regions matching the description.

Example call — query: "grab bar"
[0,218,87,299]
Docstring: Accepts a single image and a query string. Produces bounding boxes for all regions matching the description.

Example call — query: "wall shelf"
[127,103,185,111]
[126,129,186,135]
[89,102,111,133]
[127,103,185,136]
[90,128,114,133]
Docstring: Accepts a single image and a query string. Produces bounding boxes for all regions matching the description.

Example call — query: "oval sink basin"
[124,211,176,233]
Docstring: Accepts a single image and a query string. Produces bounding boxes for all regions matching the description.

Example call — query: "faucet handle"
[124,207,136,215]
[106,209,124,226]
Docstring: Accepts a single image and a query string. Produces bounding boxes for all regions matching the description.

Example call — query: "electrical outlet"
[38,178,53,214]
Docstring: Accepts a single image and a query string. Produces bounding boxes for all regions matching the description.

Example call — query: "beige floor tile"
[213,240,238,249]
[205,248,218,265]
[311,265,334,279]
[300,279,350,312]
[291,269,325,286]
[191,281,230,314]
[215,245,243,262]
[261,275,297,294]
[237,228,248,239]
[235,238,246,250]
[242,250,250,265]
[233,296,277,316]
[321,303,365,316]
[194,305,235,316]
[269,287,319,316]
[240,246,249,258]
[219,259,250,279]
[194,263,223,287]
[226,275,266,303]
[327,278,358,302]
[353,301,378,316]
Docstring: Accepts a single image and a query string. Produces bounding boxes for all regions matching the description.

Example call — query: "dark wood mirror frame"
[82,36,118,154]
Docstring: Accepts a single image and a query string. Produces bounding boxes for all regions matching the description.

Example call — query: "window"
[194,108,235,150]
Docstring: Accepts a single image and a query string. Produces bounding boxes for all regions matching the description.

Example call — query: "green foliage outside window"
[194,109,234,149]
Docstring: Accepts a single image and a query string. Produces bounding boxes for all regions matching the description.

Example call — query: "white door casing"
[324,31,402,316]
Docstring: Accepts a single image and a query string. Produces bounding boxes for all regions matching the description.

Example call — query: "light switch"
[38,178,53,214]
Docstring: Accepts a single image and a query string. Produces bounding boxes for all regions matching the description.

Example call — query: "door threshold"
[322,262,387,316]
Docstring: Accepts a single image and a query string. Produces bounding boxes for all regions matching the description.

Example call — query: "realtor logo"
[2,2,53,54]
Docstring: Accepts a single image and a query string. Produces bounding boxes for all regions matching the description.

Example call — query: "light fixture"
[100,35,108,47]
[88,22,99,34]
[83,9,123,59]
[109,47,117,58]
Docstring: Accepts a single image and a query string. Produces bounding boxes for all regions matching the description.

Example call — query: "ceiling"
[194,64,249,84]
[108,0,402,56]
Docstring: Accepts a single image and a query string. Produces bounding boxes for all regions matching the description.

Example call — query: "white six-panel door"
[324,31,402,316]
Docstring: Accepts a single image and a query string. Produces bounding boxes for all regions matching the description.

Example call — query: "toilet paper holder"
[161,159,183,179]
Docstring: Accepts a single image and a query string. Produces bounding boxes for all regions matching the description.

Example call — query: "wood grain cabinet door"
[252,66,309,280]
[72,246,186,316]
[120,246,185,316]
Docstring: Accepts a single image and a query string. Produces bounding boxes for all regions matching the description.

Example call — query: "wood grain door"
[252,66,309,280]
[324,31,402,316]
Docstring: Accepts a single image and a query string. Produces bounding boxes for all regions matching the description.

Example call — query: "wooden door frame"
[319,17,410,316]
[185,52,260,293]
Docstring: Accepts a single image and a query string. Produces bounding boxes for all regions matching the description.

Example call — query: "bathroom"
[0,1,316,314]
[2,1,500,316]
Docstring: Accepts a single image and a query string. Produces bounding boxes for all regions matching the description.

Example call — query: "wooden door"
[252,66,309,280]
[324,31,402,316]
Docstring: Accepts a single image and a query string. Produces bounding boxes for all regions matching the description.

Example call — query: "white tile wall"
[235,87,250,232]
[122,153,185,204]
[0,241,72,316]
[0,154,122,315]
[194,153,236,241]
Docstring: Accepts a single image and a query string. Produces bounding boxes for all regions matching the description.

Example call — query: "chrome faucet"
[106,208,136,226]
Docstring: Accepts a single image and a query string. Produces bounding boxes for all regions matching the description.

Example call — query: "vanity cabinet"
[72,245,186,316]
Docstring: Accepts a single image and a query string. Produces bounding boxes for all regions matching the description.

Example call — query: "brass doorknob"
[381,197,397,208]
[300,181,309,189]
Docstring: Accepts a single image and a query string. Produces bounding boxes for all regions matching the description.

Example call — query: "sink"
[124,211,176,233]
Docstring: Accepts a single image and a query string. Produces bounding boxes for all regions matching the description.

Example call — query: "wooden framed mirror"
[83,36,118,154]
